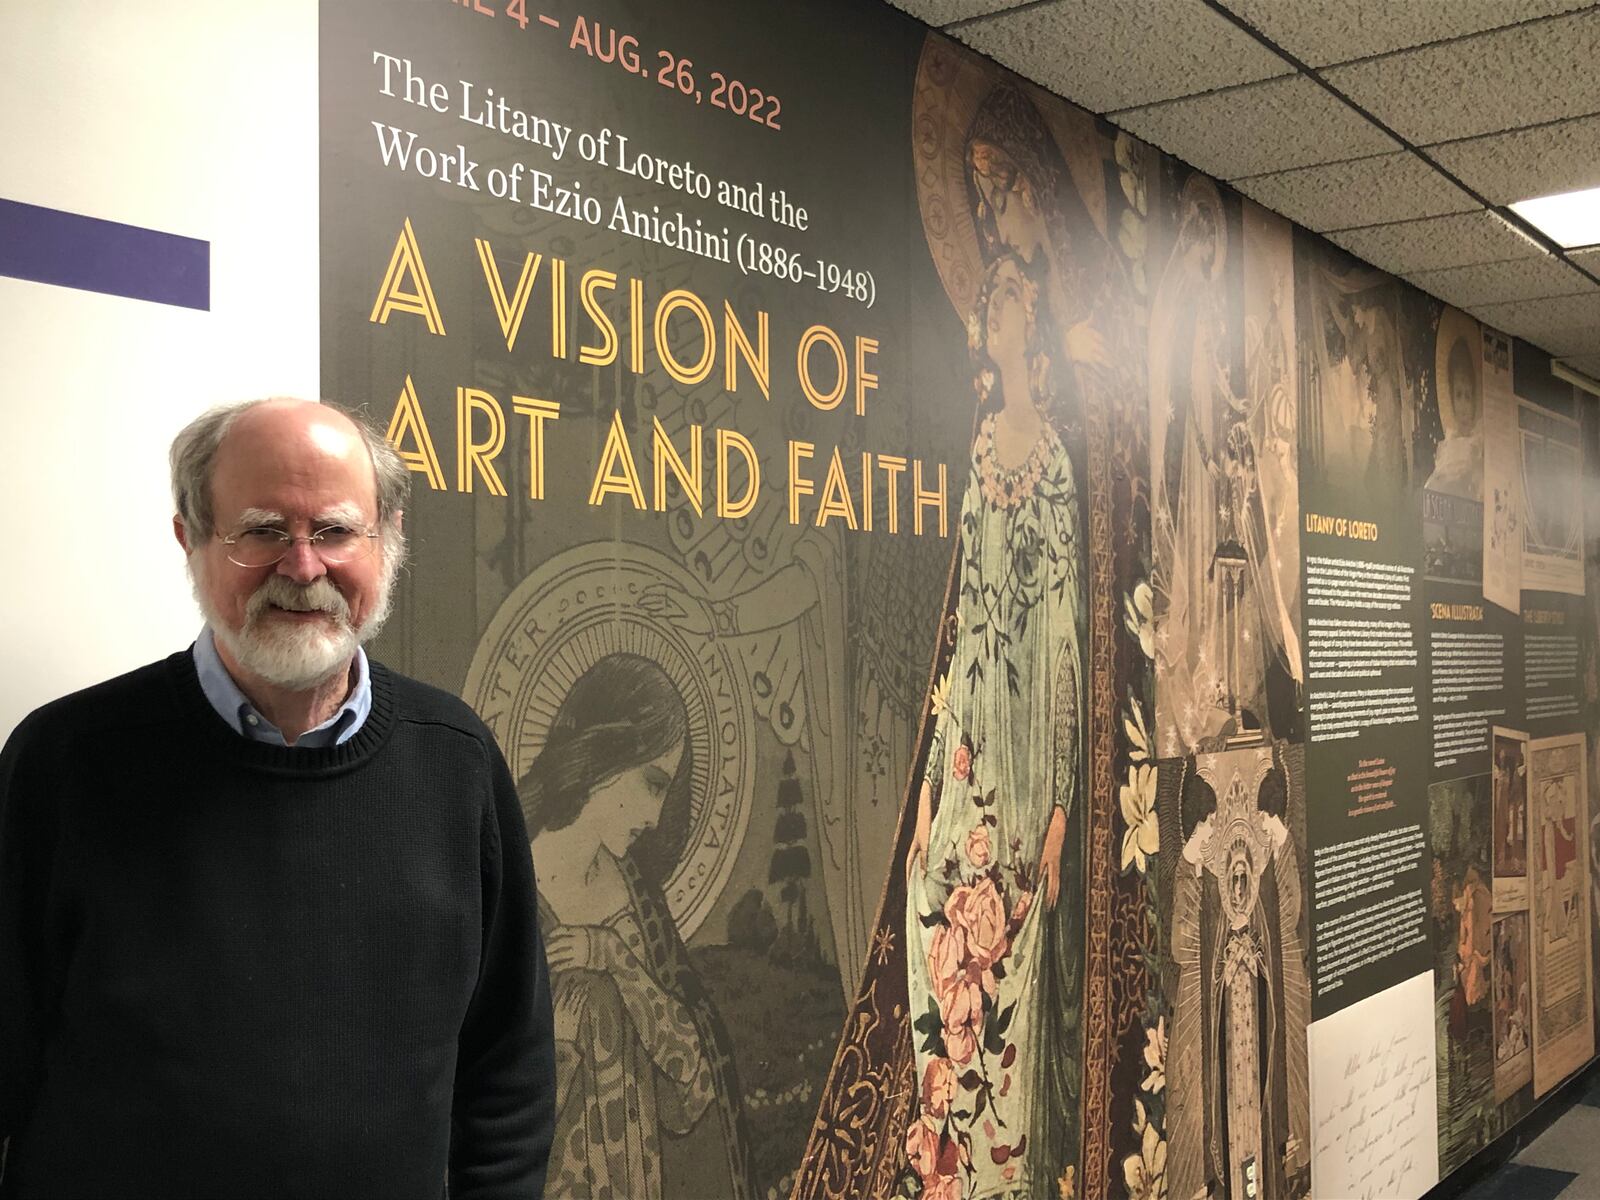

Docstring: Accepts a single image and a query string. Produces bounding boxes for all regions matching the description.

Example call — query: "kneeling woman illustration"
[520,652,754,1199]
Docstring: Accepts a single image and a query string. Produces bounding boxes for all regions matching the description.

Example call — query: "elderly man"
[0,399,554,1198]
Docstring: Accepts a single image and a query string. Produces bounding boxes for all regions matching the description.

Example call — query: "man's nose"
[276,537,328,585]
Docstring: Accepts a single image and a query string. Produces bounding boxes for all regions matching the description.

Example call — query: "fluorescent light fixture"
[1553,361,1600,399]
[1509,185,1600,249]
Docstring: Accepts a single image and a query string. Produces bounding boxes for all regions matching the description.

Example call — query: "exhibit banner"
[307,2,1596,1196]
[322,5,1154,1196]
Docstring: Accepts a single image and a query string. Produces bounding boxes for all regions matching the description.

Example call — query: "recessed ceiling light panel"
[1509,185,1600,250]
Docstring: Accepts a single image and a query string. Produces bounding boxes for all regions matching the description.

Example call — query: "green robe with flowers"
[904,414,1087,1200]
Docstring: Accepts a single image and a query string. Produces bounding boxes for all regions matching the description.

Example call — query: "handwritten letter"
[1309,972,1440,1200]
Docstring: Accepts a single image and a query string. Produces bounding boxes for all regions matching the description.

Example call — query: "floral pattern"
[1141,1017,1167,1095]
[1119,762,1159,874]
[974,414,1060,511]
[1124,702,1153,766]
[1123,1099,1169,1200]
[1121,580,1173,1200]
[1123,580,1155,661]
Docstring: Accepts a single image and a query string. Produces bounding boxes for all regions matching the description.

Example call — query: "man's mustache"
[245,575,351,627]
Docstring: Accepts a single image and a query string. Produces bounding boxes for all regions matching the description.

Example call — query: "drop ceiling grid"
[1426,112,1600,206]
[1405,256,1599,310]
[885,0,1600,357]
[947,0,1291,114]
[1203,0,1598,67]
[1232,150,1479,232]
[1111,74,1398,181]
[1328,210,1548,277]
[1471,292,1600,354]
[1316,8,1600,146]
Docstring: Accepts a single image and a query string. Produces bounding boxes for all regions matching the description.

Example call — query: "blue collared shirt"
[192,626,371,748]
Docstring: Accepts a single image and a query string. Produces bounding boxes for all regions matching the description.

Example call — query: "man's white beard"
[191,551,398,692]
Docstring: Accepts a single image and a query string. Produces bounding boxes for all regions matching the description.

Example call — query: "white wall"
[0,0,319,738]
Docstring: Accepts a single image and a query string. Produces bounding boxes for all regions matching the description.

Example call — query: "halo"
[463,543,756,939]
[912,34,1108,321]
[1435,307,1481,438]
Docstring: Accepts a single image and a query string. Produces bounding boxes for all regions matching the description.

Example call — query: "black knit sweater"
[0,652,554,1199]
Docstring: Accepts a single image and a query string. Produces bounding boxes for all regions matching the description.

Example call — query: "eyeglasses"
[217,524,380,568]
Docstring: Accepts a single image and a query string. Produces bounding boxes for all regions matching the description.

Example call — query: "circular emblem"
[1434,306,1481,439]
[463,543,755,940]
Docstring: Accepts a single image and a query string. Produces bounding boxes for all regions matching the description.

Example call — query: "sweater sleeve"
[0,715,59,1143]
[449,740,557,1199]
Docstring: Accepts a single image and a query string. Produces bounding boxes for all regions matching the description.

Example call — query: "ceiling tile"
[1321,11,1600,145]
[886,0,1022,24]
[1558,353,1600,381]
[1215,0,1592,68]
[954,0,1291,113]
[1473,293,1599,329]
[1405,256,1597,308]
[1232,151,1476,232]
[1471,292,1600,355]
[1112,75,1397,179]
[1572,247,1600,273]
[1426,112,1600,205]
[1327,209,1544,275]
[1542,328,1599,356]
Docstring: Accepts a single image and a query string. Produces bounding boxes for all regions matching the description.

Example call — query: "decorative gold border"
[1081,364,1118,1198]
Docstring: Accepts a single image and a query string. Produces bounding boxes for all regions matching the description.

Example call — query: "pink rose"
[926,924,966,1005]
[944,877,1008,975]
[904,1115,941,1181]
[943,1019,978,1066]
[966,824,991,868]
[1012,890,1033,927]
[952,742,972,782]
[938,969,983,1065]
[927,923,981,1063]
[925,1174,963,1200]
[922,1056,957,1121]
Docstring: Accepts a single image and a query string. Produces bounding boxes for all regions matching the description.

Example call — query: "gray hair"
[170,398,411,555]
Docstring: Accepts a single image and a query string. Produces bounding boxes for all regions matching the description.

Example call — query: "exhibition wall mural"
[317,3,1597,1197]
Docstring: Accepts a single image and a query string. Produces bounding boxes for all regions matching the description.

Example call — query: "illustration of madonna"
[520,652,754,1199]
[902,246,1088,1200]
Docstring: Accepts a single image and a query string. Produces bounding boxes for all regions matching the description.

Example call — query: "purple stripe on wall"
[0,198,209,311]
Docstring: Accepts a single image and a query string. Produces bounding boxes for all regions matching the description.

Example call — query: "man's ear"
[174,515,192,554]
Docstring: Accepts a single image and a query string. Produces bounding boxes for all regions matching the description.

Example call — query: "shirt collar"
[192,626,372,748]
